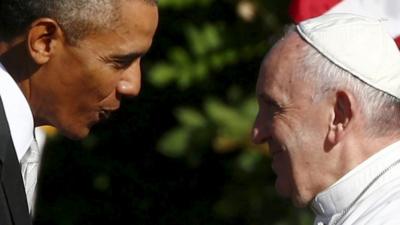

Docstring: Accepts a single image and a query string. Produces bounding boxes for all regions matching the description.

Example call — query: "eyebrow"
[109,51,144,61]
[257,92,280,105]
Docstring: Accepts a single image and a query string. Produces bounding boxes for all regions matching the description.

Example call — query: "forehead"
[117,0,158,38]
[257,33,310,101]
[78,0,158,54]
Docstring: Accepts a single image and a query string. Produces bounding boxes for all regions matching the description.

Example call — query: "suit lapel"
[0,97,31,225]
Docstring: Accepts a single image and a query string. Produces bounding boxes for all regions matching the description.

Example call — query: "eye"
[100,52,143,70]
[111,58,135,70]
[267,100,281,112]
[258,93,279,111]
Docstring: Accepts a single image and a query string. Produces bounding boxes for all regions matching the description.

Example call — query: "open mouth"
[99,110,112,121]
[271,149,283,157]
[269,144,283,157]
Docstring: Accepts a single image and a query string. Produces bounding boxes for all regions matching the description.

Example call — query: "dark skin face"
[1,0,159,139]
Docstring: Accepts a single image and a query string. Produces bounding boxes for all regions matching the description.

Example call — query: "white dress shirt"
[312,140,400,225]
[0,63,41,214]
[0,63,33,161]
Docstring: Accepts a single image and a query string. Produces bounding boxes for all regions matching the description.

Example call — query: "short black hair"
[0,0,157,43]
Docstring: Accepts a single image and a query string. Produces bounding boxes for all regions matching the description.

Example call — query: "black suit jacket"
[0,97,32,225]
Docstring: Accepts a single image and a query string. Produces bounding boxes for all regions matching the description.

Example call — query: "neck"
[0,38,42,127]
[337,133,400,180]
[0,38,38,100]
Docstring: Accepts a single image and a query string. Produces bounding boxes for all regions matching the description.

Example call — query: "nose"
[252,113,270,145]
[117,61,141,97]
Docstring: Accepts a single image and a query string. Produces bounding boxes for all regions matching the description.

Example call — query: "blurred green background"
[34,0,313,224]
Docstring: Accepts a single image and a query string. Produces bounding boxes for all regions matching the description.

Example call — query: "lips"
[270,148,283,157]
[98,107,119,121]
[271,149,284,172]
[99,110,112,120]
[268,141,283,157]
[269,144,285,173]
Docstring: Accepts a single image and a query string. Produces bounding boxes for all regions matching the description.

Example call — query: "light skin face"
[252,33,400,207]
[24,0,159,139]
[252,33,342,207]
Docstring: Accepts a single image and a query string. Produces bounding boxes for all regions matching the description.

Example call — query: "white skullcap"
[296,13,400,99]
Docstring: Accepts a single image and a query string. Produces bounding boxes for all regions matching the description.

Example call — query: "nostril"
[252,125,272,145]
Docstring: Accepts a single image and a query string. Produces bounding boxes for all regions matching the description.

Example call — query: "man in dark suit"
[0,0,158,224]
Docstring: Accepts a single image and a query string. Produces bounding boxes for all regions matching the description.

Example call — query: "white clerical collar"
[311,140,400,218]
[0,63,34,162]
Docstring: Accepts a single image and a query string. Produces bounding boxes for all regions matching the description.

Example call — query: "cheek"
[80,68,121,100]
[63,50,121,98]
[271,117,297,146]
[275,114,315,151]
[271,119,308,192]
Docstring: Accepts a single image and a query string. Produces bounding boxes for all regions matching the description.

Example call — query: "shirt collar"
[0,63,34,162]
[311,140,400,217]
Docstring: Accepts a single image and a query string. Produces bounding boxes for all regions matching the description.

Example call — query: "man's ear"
[27,18,64,65]
[327,91,353,145]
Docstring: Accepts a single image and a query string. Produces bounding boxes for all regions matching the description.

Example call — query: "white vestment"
[312,140,400,225]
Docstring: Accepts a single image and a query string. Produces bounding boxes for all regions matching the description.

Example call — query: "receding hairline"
[260,30,307,77]
[0,0,158,43]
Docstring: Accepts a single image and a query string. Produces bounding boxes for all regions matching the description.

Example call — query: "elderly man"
[0,0,158,224]
[252,14,400,225]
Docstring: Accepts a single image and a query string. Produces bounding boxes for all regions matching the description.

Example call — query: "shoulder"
[340,168,400,225]
[356,184,400,224]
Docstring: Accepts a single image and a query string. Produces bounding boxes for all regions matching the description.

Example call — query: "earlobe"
[27,18,63,65]
[327,122,345,145]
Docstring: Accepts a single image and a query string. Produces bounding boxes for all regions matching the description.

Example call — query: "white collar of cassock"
[0,63,34,162]
[311,140,400,217]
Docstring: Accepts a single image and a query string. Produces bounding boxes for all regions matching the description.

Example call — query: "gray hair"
[291,29,400,137]
[0,0,157,44]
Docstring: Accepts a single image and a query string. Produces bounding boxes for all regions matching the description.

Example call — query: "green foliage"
[148,23,241,89]
[157,96,258,165]
[35,0,314,225]
[158,0,213,9]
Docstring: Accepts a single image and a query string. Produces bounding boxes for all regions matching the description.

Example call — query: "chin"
[60,126,91,140]
[275,178,310,208]
[291,190,314,208]
[292,197,309,208]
